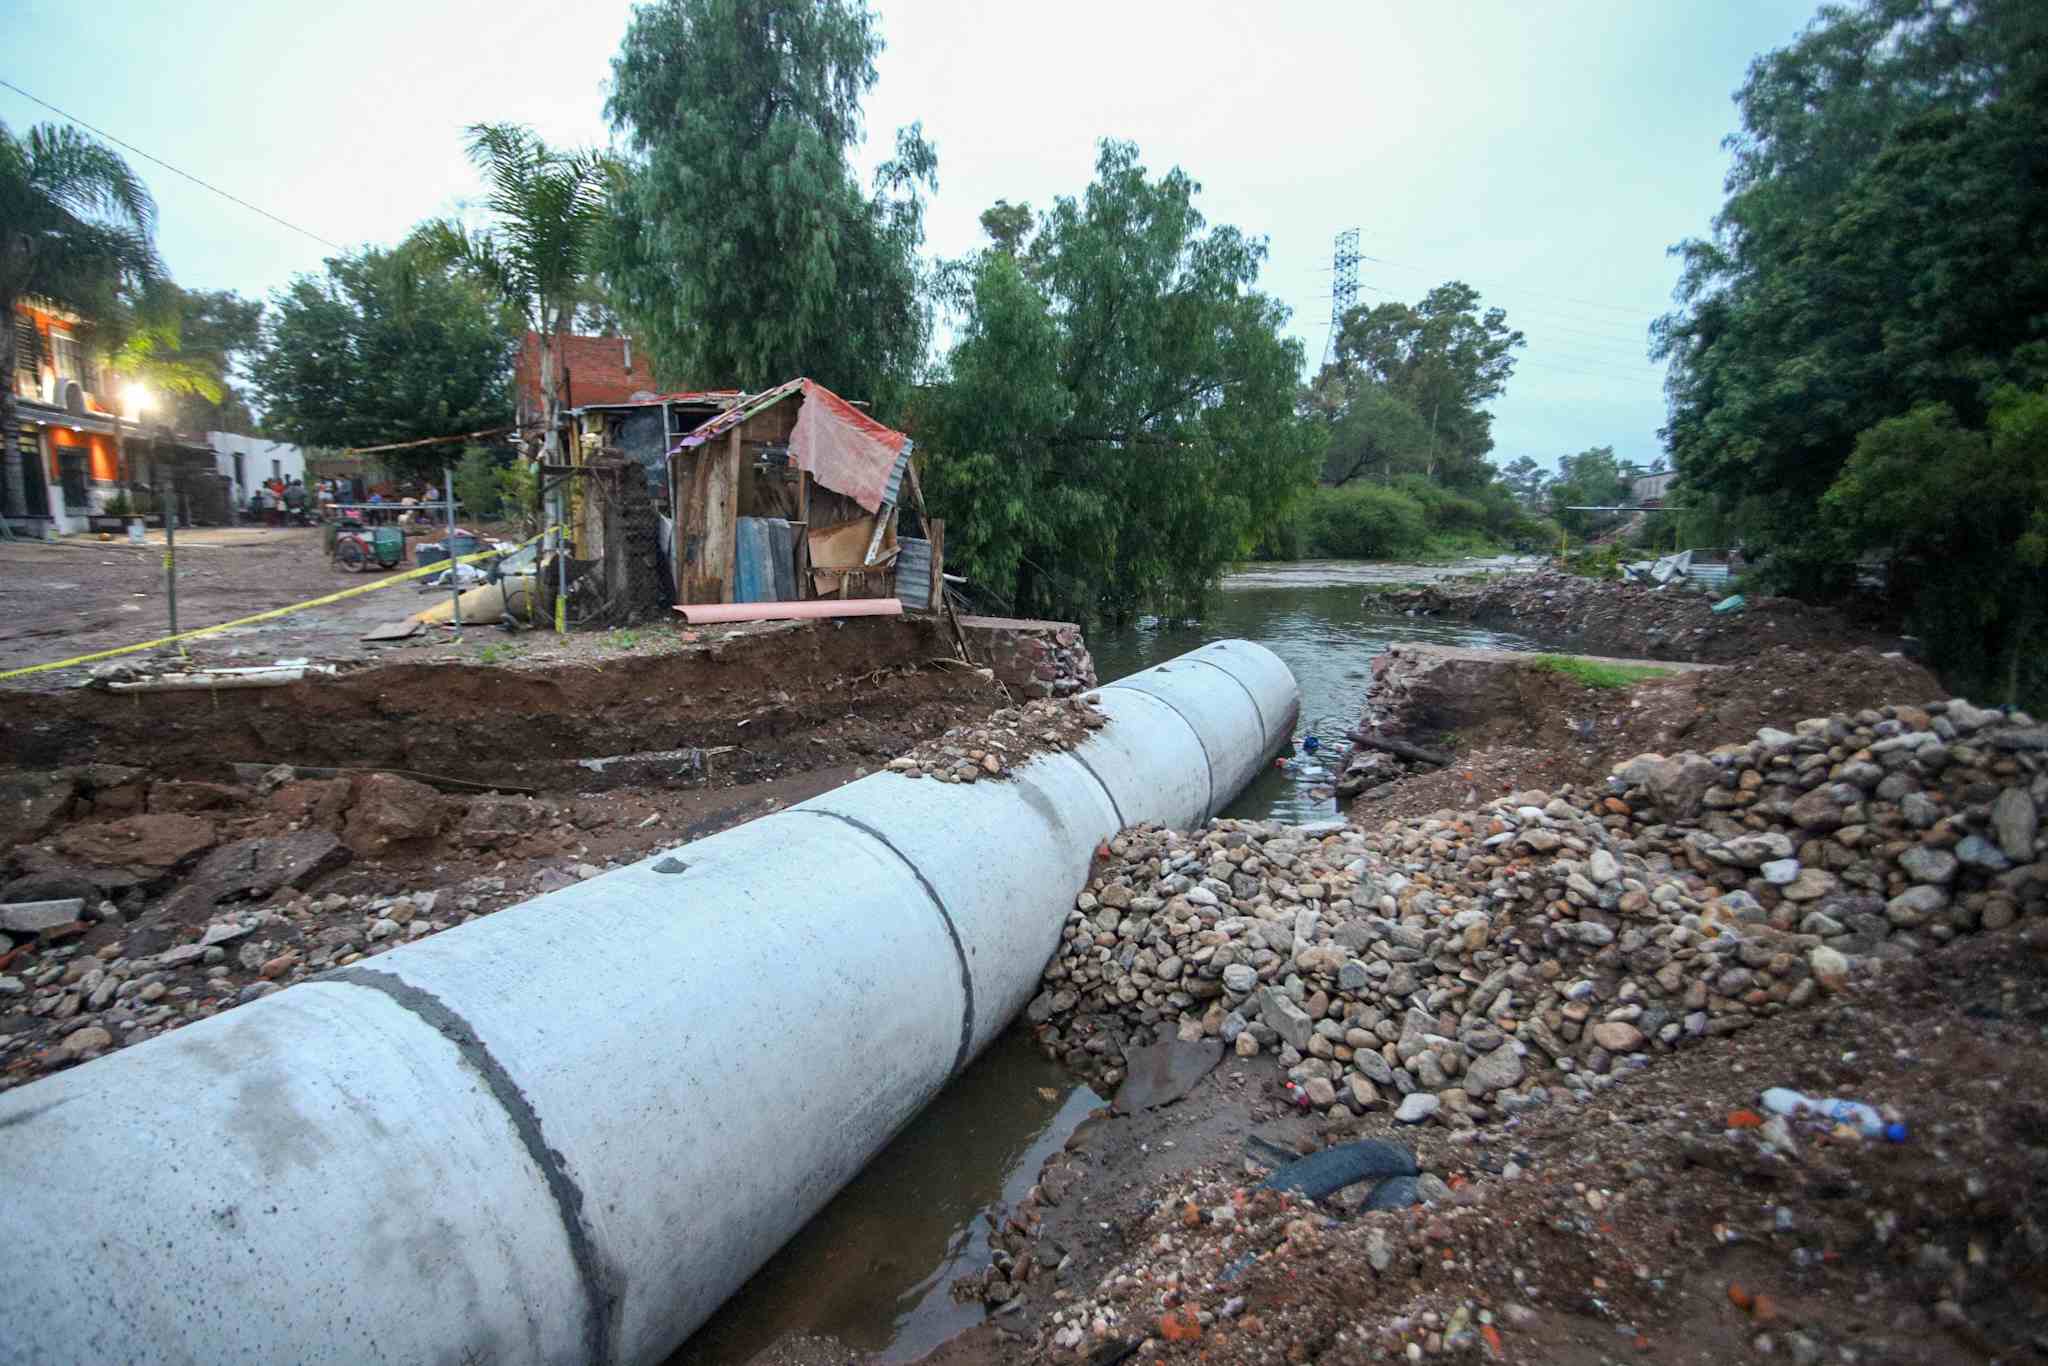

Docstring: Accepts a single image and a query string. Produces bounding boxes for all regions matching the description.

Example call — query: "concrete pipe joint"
[0,640,1298,1366]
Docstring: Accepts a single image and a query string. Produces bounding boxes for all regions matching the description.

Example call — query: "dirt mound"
[1382,568,1904,664]
[1023,926,2048,1364]
[1347,645,1945,822]
[973,693,2046,1364]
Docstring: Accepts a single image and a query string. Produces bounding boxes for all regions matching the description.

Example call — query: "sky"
[2,0,1823,471]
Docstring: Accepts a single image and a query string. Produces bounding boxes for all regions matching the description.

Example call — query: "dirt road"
[0,526,495,684]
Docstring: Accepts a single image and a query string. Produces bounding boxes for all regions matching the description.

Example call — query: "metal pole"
[555,516,567,635]
[162,440,179,648]
[444,463,461,633]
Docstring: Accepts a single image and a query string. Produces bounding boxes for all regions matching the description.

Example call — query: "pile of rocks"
[0,884,486,1083]
[889,693,1107,784]
[959,617,1098,700]
[1029,696,2045,1128]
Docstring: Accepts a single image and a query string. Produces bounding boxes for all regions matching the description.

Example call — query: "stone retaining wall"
[959,615,1097,700]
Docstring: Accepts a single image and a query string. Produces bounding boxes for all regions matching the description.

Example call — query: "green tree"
[1320,282,1524,488]
[250,246,515,480]
[1312,380,1432,486]
[103,283,264,434]
[1822,394,2048,704]
[413,123,614,465]
[978,199,1033,257]
[0,119,159,517]
[1655,0,2048,690]
[1547,445,1630,538]
[1499,455,1551,508]
[605,0,935,412]
[920,141,1320,622]
[161,287,263,433]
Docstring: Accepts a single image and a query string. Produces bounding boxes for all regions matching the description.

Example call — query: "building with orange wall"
[7,298,217,533]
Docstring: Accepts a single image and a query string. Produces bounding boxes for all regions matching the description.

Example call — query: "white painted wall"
[207,432,305,503]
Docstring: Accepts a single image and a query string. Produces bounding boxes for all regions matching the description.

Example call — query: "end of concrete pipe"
[0,641,1297,1365]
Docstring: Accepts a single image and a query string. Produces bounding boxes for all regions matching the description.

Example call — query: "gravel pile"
[888,693,1108,783]
[1029,696,2046,1125]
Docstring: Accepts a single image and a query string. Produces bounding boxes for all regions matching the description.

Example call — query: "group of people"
[237,476,449,527]
[247,476,312,527]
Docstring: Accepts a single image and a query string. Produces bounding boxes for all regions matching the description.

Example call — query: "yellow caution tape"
[0,530,551,683]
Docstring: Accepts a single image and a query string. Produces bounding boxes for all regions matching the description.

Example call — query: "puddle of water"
[668,1030,1102,1364]
[1090,558,1546,823]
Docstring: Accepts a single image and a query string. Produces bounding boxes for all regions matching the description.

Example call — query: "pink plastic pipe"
[673,598,906,624]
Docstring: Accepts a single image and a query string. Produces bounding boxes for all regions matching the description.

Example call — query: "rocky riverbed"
[984,693,2046,1362]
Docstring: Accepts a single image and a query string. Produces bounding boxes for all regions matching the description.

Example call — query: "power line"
[0,76,346,252]
[1359,250,1665,318]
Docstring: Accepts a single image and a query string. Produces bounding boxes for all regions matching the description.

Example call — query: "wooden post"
[793,467,811,599]
[901,457,971,662]
[718,425,742,604]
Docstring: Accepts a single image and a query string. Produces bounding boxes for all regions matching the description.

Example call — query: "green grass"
[1529,654,1674,689]
[607,628,645,651]
[477,642,518,666]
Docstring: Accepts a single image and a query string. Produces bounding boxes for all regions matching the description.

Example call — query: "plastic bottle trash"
[1760,1087,1907,1142]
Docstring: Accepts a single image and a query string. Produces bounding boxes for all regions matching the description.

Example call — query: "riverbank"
[1377,566,1906,665]
[967,692,2047,1364]
[1332,641,1945,821]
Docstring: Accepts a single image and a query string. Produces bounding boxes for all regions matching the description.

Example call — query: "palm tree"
[412,123,615,467]
[0,120,160,518]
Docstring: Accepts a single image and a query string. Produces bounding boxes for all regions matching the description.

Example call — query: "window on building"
[50,327,85,384]
[12,315,39,394]
[272,458,282,479]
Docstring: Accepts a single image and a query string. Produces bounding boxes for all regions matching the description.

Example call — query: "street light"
[122,381,153,418]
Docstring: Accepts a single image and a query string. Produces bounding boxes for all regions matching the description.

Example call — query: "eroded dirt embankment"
[2,616,978,789]
[1379,567,1905,664]
[0,617,1014,1092]
[1338,643,1946,821]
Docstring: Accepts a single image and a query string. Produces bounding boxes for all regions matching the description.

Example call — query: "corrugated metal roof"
[881,442,913,508]
[669,379,805,454]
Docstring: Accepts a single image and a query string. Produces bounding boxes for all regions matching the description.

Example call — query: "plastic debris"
[1761,1087,1907,1142]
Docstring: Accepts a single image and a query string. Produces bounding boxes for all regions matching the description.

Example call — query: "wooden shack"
[666,379,945,612]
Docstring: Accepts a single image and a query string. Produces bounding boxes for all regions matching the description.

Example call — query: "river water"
[1090,557,1544,823]
[668,558,1543,1362]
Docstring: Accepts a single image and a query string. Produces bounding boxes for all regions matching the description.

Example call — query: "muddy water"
[669,1030,1102,1364]
[1090,557,1545,823]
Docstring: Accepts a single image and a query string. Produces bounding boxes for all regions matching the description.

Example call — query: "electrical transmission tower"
[1323,227,1361,368]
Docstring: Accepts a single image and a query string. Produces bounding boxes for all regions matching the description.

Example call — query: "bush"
[451,445,504,521]
[1302,484,1431,558]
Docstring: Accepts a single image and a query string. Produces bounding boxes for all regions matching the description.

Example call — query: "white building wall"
[208,433,306,505]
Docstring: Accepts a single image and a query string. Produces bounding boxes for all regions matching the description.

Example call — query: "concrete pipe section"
[0,640,1297,1366]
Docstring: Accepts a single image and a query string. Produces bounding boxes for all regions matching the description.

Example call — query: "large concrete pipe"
[0,640,1297,1366]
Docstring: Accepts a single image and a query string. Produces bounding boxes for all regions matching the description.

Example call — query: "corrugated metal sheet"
[1687,562,1732,587]
[895,537,932,610]
[881,442,913,508]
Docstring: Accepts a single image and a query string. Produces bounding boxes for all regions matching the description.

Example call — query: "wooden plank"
[716,426,742,604]
[927,518,945,610]
[794,468,811,599]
